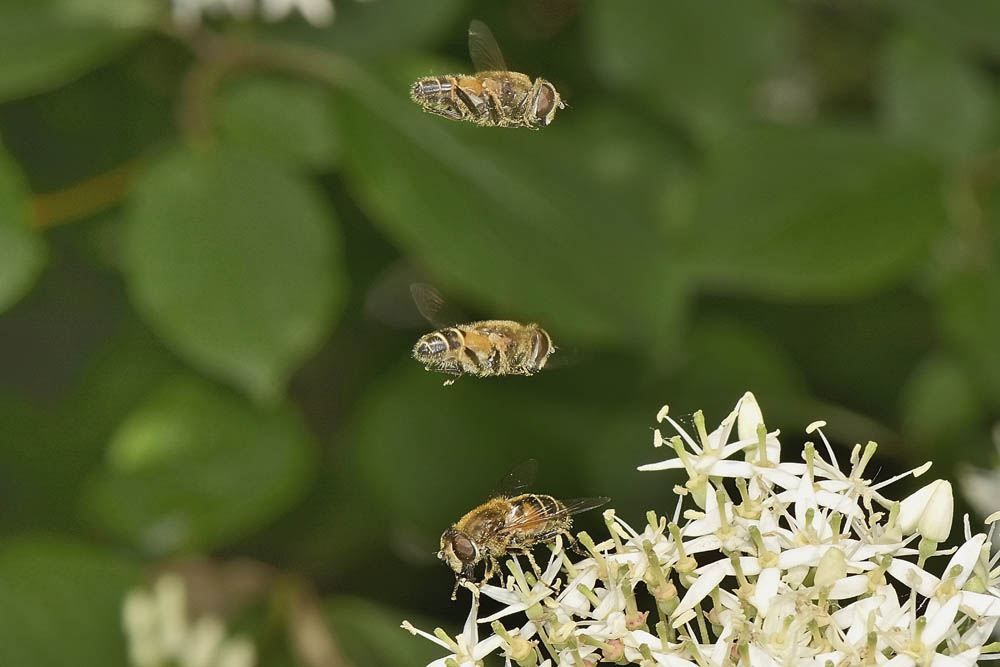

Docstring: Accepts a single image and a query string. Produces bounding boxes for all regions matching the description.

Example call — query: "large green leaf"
[0,146,45,313]
[892,0,1000,60]
[0,0,145,102]
[881,29,994,162]
[685,124,946,300]
[586,0,786,139]
[0,536,138,667]
[327,596,443,667]
[299,0,464,62]
[218,77,339,169]
[936,269,1000,408]
[83,374,316,553]
[123,146,344,402]
[339,69,687,345]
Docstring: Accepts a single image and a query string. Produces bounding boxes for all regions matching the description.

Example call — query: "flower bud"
[737,392,764,443]
[899,479,953,542]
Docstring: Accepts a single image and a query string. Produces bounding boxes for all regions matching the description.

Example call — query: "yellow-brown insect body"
[438,494,573,587]
[409,72,563,129]
[412,320,554,380]
[437,460,609,598]
[410,20,565,130]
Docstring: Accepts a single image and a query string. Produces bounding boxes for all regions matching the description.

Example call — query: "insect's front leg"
[481,555,499,586]
[561,530,589,558]
[507,548,558,594]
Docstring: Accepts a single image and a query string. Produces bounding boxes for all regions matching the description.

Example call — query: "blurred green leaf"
[327,596,443,667]
[892,0,1000,60]
[0,536,138,667]
[899,354,984,458]
[937,269,1000,407]
[124,146,344,402]
[881,29,994,162]
[349,359,656,536]
[218,77,339,169]
[686,124,946,300]
[0,0,142,102]
[302,0,463,61]
[339,72,686,344]
[587,0,785,139]
[84,374,316,553]
[0,146,45,313]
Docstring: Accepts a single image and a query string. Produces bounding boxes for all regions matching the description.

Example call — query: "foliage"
[0,0,997,665]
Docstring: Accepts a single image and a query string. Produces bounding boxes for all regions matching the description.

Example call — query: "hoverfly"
[410,20,566,129]
[410,283,555,385]
[438,459,608,599]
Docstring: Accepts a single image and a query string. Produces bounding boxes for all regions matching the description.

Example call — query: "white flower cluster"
[170,0,337,28]
[402,392,1000,666]
[122,574,256,667]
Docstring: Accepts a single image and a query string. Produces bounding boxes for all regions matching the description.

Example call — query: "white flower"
[122,574,256,667]
[402,593,504,667]
[171,0,336,28]
[401,392,1000,666]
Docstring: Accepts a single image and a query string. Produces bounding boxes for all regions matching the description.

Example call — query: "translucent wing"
[468,19,508,73]
[499,496,611,533]
[490,459,538,498]
[410,283,468,328]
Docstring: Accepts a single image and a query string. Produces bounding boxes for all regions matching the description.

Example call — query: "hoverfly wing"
[468,19,508,73]
[560,496,611,517]
[490,458,538,498]
[499,496,610,533]
[410,283,468,328]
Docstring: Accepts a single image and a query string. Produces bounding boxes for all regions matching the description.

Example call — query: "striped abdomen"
[504,494,570,545]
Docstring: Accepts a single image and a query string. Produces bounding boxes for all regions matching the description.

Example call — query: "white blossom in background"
[170,0,336,28]
[122,574,256,667]
[402,392,1000,666]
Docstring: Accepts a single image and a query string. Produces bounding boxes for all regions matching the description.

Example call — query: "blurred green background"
[0,0,999,664]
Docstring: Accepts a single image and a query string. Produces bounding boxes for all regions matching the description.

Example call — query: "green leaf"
[685,124,946,300]
[349,359,659,536]
[899,354,984,459]
[84,374,316,553]
[0,536,138,667]
[936,269,1000,407]
[304,0,464,61]
[327,596,443,667]
[0,0,144,102]
[124,146,344,402]
[0,146,45,313]
[339,72,687,345]
[218,77,339,169]
[881,29,995,162]
[586,0,786,139]
[892,0,1000,59]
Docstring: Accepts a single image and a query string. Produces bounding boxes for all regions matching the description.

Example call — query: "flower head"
[402,393,1000,666]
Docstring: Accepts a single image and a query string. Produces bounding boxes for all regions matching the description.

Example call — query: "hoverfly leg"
[562,530,590,558]
[450,578,462,601]
[481,556,498,586]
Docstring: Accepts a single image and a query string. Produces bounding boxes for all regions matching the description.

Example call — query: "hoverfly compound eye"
[533,83,557,125]
[452,534,477,562]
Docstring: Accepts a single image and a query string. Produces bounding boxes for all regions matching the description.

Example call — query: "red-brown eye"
[452,534,476,562]
[533,84,556,124]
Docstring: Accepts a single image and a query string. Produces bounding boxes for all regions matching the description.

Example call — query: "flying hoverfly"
[410,283,555,385]
[437,459,609,599]
[409,20,566,129]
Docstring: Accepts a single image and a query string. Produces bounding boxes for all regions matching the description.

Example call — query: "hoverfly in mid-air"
[410,283,555,385]
[437,459,609,599]
[410,20,566,129]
